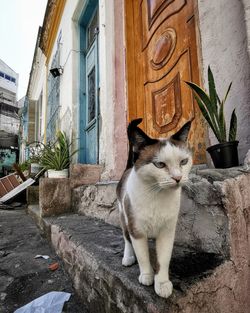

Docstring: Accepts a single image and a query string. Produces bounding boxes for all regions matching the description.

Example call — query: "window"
[87,11,98,50]
[88,67,96,123]
[0,72,16,83]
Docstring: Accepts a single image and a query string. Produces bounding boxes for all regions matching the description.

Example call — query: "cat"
[116,118,192,298]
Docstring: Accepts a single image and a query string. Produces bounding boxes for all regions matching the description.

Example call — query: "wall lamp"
[49,66,63,78]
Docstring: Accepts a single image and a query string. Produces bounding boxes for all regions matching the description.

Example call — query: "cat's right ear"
[127,118,157,152]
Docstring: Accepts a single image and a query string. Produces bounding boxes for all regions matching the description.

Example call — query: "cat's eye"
[180,158,188,166]
[153,161,166,169]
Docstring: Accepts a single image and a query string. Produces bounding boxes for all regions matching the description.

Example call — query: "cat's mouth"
[159,179,188,189]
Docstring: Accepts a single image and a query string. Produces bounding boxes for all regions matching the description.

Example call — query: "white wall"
[241,0,250,59]
[27,47,46,142]
[198,0,250,163]
[47,0,79,143]
[98,0,116,180]
[0,114,19,134]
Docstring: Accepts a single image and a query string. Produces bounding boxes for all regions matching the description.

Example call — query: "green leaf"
[208,66,218,116]
[229,109,237,142]
[186,81,211,109]
[223,82,232,104]
[218,100,227,142]
[193,94,221,142]
[186,81,218,125]
[186,81,221,140]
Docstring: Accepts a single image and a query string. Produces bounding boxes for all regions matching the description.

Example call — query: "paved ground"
[0,205,88,313]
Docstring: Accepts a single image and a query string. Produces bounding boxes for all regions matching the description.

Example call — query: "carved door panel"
[125,0,206,163]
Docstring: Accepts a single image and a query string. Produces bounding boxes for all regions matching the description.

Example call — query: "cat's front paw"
[139,272,154,286]
[122,255,136,266]
[154,279,173,298]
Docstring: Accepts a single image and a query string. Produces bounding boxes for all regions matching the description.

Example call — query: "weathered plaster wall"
[241,0,250,59]
[48,0,78,140]
[28,48,46,141]
[98,0,116,180]
[198,0,250,163]
[0,115,19,134]
[112,0,128,180]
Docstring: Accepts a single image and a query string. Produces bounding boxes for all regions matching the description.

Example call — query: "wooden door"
[125,0,206,163]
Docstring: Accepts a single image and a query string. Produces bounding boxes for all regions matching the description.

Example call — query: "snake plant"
[40,131,78,170]
[186,66,237,143]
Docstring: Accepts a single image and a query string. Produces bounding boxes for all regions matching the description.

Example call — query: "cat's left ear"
[171,121,192,142]
[127,118,157,152]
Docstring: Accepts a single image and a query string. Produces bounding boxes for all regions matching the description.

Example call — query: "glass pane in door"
[87,66,96,123]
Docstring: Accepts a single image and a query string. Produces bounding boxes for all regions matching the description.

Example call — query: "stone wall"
[71,167,250,312]
[72,168,250,259]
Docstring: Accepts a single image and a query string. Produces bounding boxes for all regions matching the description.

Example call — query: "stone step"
[28,205,225,313]
[70,164,103,189]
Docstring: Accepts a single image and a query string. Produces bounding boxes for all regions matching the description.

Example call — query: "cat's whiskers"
[138,182,162,200]
[159,181,176,187]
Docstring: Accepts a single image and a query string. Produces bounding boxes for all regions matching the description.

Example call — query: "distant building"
[0,59,19,135]
[0,59,19,175]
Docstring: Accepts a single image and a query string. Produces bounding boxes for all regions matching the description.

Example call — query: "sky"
[0,0,47,100]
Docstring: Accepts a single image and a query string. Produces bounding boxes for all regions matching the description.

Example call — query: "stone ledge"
[28,167,250,312]
[39,178,72,217]
[27,208,227,313]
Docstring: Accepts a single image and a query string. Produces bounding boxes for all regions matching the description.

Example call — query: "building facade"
[0,59,19,175]
[0,59,19,135]
[24,0,250,179]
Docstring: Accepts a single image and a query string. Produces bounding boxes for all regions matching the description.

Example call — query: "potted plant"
[186,66,238,168]
[40,131,77,178]
[28,141,45,175]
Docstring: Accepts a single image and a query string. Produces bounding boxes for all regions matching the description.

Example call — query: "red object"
[48,262,59,271]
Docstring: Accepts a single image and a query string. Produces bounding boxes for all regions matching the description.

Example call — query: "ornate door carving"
[125,0,206,163]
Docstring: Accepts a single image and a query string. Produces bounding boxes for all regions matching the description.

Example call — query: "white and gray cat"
[116,118,192,298]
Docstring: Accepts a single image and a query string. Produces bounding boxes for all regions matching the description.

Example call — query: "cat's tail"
[126,118,143,169]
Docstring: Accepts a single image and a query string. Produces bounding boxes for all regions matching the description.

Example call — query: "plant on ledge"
[40,131,78,178]
[186,66,238,168]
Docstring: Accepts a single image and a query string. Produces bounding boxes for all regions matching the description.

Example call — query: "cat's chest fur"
[125,169,181,238]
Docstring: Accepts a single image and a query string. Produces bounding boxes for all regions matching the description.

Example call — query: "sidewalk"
[0,205,88,313]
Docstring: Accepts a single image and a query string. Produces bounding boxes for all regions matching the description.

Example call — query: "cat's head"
[127,118,192,188]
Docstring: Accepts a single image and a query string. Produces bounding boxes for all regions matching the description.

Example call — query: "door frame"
[78,0,99,164]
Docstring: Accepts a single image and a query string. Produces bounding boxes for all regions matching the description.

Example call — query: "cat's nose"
[172,176,182,183]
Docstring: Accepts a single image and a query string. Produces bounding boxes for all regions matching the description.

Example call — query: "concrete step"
[28,205,225,313]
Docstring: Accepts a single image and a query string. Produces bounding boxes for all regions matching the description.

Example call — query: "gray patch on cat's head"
[134,141,162,170]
